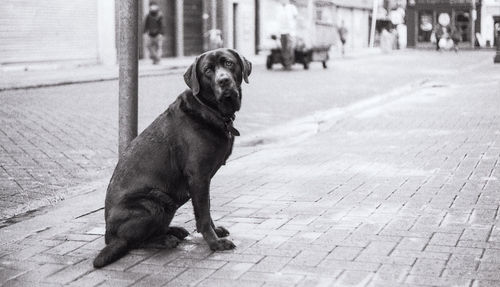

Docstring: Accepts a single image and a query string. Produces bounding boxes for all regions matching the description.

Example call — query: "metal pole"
[176,0,184,57]
[211,0,217,29]
[369,0,378,48]
[471,0,476,49]
[118,0,139,157]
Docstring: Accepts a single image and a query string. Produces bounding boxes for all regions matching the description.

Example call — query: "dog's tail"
[93,238,128,268]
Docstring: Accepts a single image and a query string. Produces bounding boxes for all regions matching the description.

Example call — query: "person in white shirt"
[277,0,298,70]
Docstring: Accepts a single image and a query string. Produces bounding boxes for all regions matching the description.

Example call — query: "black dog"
[93,48,251,268]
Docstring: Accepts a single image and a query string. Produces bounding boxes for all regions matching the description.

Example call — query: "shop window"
[418,11,433,42]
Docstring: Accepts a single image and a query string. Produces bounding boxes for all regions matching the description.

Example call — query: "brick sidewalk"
[1,58,499,286]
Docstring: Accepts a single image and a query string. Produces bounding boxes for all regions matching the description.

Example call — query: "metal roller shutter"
[0,0,99,65]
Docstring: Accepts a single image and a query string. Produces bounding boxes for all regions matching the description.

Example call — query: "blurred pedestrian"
[433,23,444,51]
[451,26,462,52]
[380,26,393,53]
[144,1,163,65]
[338,20,348,56]
[277,0,298,70]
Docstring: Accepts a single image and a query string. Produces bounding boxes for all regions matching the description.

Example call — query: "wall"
[225,0,256,56]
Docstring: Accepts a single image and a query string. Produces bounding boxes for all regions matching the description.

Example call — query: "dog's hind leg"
[94,199,168,268]
[94,215,159,268]
[149,188,190,241]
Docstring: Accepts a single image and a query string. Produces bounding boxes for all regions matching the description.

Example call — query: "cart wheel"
[266,56,273,70]
[322,61,328,69]
[303,61,309,70]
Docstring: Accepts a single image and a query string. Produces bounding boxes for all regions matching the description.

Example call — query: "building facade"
[0,0,116,66]
[406,0,481,48]
[481,0,500,47]
[258,0,372,52]
[332,0,373,50]
[140,0,257,59]
[0,0,257,67]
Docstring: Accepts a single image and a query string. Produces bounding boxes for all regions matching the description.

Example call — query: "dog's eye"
[224,60,234,68]
[203,67,213,74]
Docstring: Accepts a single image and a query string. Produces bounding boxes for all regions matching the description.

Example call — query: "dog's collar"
[190,92,240,138]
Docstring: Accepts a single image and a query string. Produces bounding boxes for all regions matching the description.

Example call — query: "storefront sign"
[414,0,475,4]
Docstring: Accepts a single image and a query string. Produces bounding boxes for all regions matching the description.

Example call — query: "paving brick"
[429,232,461,247]
[210,262,254,280]
[4,245,49,261]
[12,263,66,283]
[395,237,429,251]
[336,270,373,286]
[44,241,88,256]
[166,258,227,269]
[250,256,291,272]
[288,250,329,267]
[326,246,362,261]
[410,258,446,276]
[0,268,26,283]
[164,267,215,286]
[446,254,481,271]
[472,279,500,287]
[461,227,491,242]
[130,267,186,286]
[198,278,263,287]
[318,260,380,272]
[44,259,95,284]
[363,241,398,256]
[355,254,416,266]
[405,275,472,286]
[239,271,303,284]
[208,253,264,263]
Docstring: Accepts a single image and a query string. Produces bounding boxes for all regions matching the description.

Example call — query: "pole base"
[495,54,500,63]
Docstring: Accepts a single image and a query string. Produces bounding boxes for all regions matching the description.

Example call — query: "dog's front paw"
[168,226,190,240]
[214,226,230,238]
[209,238,236,251]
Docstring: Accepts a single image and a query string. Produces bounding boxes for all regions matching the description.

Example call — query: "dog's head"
[184,48,252,116]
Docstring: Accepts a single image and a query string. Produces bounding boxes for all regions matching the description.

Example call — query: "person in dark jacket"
[144,2,164,64]
[433,23,444,51]
[451,26,462,52]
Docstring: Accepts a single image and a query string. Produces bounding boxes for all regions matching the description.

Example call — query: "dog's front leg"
[188,177,235,251]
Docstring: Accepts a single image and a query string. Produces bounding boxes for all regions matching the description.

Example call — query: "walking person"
[451,26,462,52]
[433,23,444,51]
[277,0,298,70]
[143,1,164,65]
[338,20,348,56]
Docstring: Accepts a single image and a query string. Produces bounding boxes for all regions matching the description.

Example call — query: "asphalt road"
[0,50,495,221]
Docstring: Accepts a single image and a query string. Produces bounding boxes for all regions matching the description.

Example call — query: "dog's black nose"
[217,76,231,88]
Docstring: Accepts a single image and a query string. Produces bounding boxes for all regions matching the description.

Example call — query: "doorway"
[494,16,500,47]
[455,11,470,43]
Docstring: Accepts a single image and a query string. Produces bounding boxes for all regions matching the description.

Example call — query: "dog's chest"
[220,136,235,166]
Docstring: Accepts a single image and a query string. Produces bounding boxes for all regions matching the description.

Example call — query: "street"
[0,50,500,286]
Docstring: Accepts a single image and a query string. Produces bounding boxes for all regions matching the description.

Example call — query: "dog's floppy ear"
[228,49,252,84]
[184,56,200,95]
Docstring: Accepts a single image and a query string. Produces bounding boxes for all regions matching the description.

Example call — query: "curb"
[0,66,188,92]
